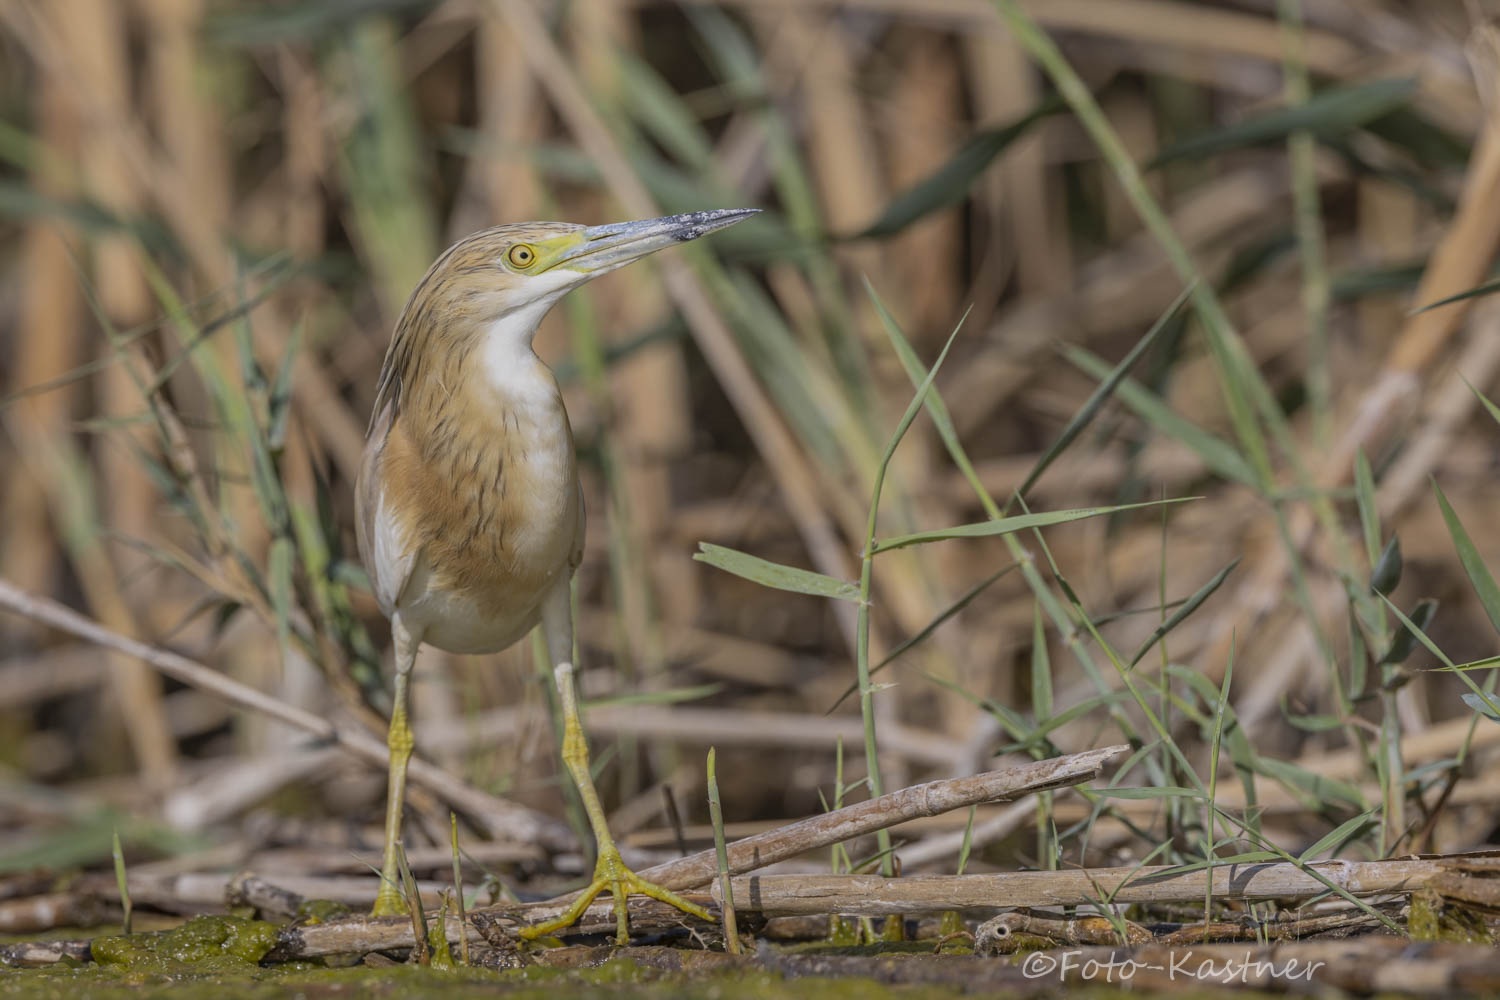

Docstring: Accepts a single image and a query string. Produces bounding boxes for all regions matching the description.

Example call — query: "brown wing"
[355,399,419,618]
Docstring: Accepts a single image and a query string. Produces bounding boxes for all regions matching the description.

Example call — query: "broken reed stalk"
[394,844,429,966]
[1155,903,1406,945]
[709,856,1449,915]
[632,743,1129,893]
[0,578,573,850]
[449,812,469,966]
[107,870,449,914]
[706,747,741,954]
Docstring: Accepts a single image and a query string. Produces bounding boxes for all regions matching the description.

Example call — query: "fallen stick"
[73,871,452,914]
[631,743,1129,892]
[0,578,574,851]
[710,856,1447,915]
[1155,903,1406,945]
[0,893,107,934]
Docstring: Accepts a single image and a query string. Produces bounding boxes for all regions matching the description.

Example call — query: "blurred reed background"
[3,0,1500,898]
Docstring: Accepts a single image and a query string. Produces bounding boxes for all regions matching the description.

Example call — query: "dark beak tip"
[674,207,761,241]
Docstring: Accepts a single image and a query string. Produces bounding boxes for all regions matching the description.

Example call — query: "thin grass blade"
[1149,77,1417,168]
[1433,480,1500,635]
[1019,283,1193,501]
[1064,346,1257,486]
[873,497,1197,553]
[854,96,1064,239]
[1127,557,1240,667]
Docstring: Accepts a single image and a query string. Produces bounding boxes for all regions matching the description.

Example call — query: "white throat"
[476,281,574,404]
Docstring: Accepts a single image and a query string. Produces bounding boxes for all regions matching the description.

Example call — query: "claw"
[518,847,714,944]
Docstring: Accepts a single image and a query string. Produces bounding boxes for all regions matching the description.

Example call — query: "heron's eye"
[508,244,536,268]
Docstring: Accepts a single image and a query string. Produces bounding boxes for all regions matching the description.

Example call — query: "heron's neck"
[475,294,567,410]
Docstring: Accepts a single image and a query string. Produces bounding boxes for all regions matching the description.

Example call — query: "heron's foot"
[517,845,714,945]
[372,880,408,917]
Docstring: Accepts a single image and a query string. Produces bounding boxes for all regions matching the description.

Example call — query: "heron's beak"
[542,208,759,276]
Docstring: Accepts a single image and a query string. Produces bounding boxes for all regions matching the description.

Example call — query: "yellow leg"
[373,620,420,916]
[517,659,714,944]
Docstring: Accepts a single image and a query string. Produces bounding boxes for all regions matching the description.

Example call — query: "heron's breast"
[380,391,579,635]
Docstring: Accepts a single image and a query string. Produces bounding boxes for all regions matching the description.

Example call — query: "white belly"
[397,568,548,655]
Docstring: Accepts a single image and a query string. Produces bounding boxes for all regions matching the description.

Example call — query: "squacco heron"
[355,208,757,942]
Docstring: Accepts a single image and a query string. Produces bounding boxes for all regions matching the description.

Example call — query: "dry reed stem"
[629,743,1127,892]
[423,702,968,768]
[710,855,1449,914]
[965,27,1068,298]
[86,870,452,913]
[1155,903,1405,945]
[248,840,544,877]
[581,614,811,688]
[0,15,84,604]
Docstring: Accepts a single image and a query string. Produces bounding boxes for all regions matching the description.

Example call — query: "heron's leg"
[373,616,420,916]
[518,582,714,945]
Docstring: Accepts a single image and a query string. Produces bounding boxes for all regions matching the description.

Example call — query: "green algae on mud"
[1408,889,1494,945]
[89,916,281,973]
[0,915,978,1000]
[0,917,1311,1000]
[0,955,973,1000]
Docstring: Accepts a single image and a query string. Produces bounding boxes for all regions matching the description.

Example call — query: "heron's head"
[410,208,760,336]
[375,208,758,420]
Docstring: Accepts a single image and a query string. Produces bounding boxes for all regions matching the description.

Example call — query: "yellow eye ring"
[508,244,536,268]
